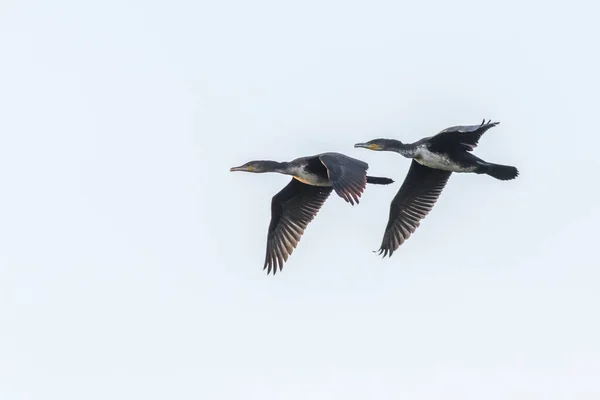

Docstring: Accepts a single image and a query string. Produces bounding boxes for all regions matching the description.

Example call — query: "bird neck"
[386,140,416,157]
[397,146,417,158]
[261,161,291,173]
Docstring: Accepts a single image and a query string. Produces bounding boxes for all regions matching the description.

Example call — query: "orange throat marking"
[293,176,312,185]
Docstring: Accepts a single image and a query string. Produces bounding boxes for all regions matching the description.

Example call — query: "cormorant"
[230,152,394,274]
[354,119,519,258]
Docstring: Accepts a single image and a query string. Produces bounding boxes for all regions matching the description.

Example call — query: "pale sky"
[1,0,599,399]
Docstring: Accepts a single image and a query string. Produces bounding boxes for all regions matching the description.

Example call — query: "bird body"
[230,152,393,273]
[286,155,332,186]
[413,144,476,172]
[355,119,518,257]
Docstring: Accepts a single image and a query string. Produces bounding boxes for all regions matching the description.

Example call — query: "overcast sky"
[1,0,599,399]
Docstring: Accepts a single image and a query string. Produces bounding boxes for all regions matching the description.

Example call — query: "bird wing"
[264,178,333,274]
[377,160,451,257]
[319,153,368,205]
[428,119,499,153]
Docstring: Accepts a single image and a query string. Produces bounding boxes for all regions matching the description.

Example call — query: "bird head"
[230,160,281,173]
[354,139,403,152]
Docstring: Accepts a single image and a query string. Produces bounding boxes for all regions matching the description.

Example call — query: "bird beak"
[230,165,254,172]
[354,142,380,150]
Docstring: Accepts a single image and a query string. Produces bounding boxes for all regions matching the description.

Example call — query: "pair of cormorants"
[231,119,519,274]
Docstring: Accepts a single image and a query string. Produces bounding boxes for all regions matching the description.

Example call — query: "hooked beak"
[230,165,254,172]
[354,142,381,151]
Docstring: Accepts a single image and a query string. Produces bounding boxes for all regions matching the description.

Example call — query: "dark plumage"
[355,119,519,257]
[230,152,394,274]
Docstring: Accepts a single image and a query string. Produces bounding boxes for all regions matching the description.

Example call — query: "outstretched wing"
[264,178,333,274]
[428,119,499,153]
[377,160,451,257]
[319,153,368,205]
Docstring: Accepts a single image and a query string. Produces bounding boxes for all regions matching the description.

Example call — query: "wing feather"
[377,160,451,257]
[428,119,499,153]
[264,178,332,274]
[319,153,369,205]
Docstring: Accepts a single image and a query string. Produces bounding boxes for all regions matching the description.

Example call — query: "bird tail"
[480,163,519,181]
[366,175,394,185]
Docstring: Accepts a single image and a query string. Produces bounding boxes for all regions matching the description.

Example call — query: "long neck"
[261,160,291,173]
[385,140,416,157]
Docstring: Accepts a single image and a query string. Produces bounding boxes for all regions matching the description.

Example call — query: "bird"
[230,152,394,274]
[354,119,519,258]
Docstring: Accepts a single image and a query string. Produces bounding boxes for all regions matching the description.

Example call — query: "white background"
[1,0,598,398]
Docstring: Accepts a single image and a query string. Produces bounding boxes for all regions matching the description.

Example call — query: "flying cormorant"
[230,152,394,274]
[354,119,519,258]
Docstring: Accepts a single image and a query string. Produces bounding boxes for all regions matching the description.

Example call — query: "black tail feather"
[481,163,519,181]
[366,175,394,185]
